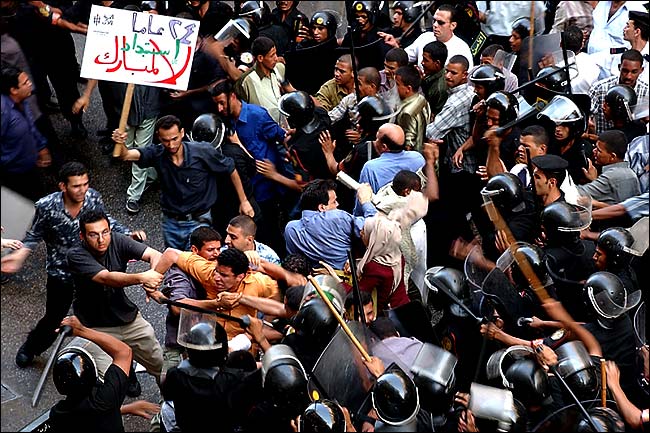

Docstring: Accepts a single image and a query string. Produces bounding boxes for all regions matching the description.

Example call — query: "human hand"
[283,128,296,145]
[244,250,261,268]
[123,400,161,419]
[313,260,342,282]
[582,158,598,181]
[1,237,23,250]
[36,148,52,168]
[112,129,128,145]
[357,183,373,204]
[363,356,385,378]
[452,147,464,169]
[494,229,510,253]
[140,269,164,290]
[423,141,440,164]
[256,159,279,180]
[229,130,241,144]
[345,128,362,144]
[145,290,167,304]
[0,252,26,273]
[72,96,90,114]
[216,291,242,310]
[458,408,478,432]
[243,315,266,343]
[484,126,501,148]
[449,237,479,261]
[319,130,336,155]
[533,342,558,371]
[529,316,545,329]
[131,231,147,242]
[480,322,501,340]
[377,31,399,48]
[168,90,189,99]
[239,199,255,218]
[476,165,488,181]
[604,360,621,389]
[60,315,85,336]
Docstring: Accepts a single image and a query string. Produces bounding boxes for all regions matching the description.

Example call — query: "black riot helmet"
[597,227,636,269]
[372,366,420,426]
[583,271,641,328]
[485,91,519,125]
[537,95,587,141]
[53,347,98,398]
[262,344,309,417]
[507,243,552,291]
[504,358,550,407]
[293,298,339,347]
[535,66,569,96]
[540,201,583,245]
[189,113,226,149]
[183,321,229,368]
[239,1,271,27]
[352,1,380,25]
[424,267,471,318]
[575,407,626,432]
[300,399,346,432]
[278,91,318,132]
[310,10,337,38]
[469,64,506,96]
[357,95,395,136]
[480,172,525,214]
[392,1,419,23]
[604,85,637,121]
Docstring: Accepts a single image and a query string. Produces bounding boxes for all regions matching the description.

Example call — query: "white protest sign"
[80,5,199,90]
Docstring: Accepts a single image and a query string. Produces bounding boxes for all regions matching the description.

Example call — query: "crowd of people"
[1,1,649,432]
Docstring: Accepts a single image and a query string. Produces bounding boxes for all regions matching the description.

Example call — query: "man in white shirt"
[611,10,649,83]
[378,4,473,70]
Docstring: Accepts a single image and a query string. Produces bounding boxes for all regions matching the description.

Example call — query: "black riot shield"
[531,400,622,432]
[518,33,562,84]
[285,37,339,95]
[308,321,377,415]
[386,300,439,345]
[335,38,386,71]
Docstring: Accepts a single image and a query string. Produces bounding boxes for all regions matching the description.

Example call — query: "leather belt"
[163,209,209,222]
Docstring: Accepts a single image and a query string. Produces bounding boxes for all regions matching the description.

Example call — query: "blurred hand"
[244,250,261,268]
[345,128,361,145]
[319,130,336,155]
[476,165,488,181]
[60,315,85,336]
[582,158,598,181]
[256,159,279,180]
[423,141,440,164]
[72,96,90,114]
[243,315,265,343]
[168,90,189,99]
[215,291,241,310]
[357,183,373,204]
[533,342,558,371]
[494,229,510,253]
[145,290,167,304]
[239,200,254,218]
[1,238,23,250]
[36,148,52,168]
[480,322,501,340]
[112,129,128,145]
[363,356,385,378]
[377,31,399,48]
[123,400,160,419]
[140,269,164,290]
[131,231,147,242]
[452,147,464,169]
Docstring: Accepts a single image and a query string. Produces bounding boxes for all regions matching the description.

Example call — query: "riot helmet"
[292,298,339,347]
[53,347,98,397]
[583,271,641,328]
[177,310,229,368]
[480,172,525,214]
[504,358,550,407]
[485,91,519,125]
[215,17,254,43]
[424,267,470,318]
[535,66,569,98]
[278,91,319,133]
[310,10,337,39]
[372,366,420,426]
[410,343,457,415]
[188,113,226,149]
[357,95,395,136]
[352,1,380,25]
[469,64,506,97]
[575,407,625,432]
[537,95,587,141]
[500,242,552,291]
[604,85,637,122]
[392,1,419,23]
[597,227,636,269]
[511,17,531,40]
[238,1,271,27]
[300,399,346,432]
[540,201,587,245]
[262,344,309,417]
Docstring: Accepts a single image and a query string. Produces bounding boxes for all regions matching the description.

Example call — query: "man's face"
[192,240,221,261]
[517,134,545,164]
[158,125,184,155]
[486,107,501,128]
[623,19,637,42]
[421,52,439,75]
[593,246,607,271]
[473,83,487,100]
[355,11,372,31]
[384,60,399,82]
[334,61,353,87]
[445,62,467,88]
[61,174,90,204]
[618,59,643,87]
[217,264,244,292]
[213,92,232,119]
[392,8,404,29]
[312,24,329,43]
[11,72,32,102]
[593,140,614,166]
[259,46,278,72]
[276,1,293,12]
[363,302,375,322]
[509,31,523,53]
[554,124,570,142]
[395,75,410,99]
[320,190,339,211]
[225,224,254,252]
[432,10,454,42]
[358,75,375,97]
[480,55,494,66]
[602,100,614,121]
[82,219,111,255]
[533,167,552,197]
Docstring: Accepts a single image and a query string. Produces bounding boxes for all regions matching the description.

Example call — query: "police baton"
[31,325,72,407]
[307,275,372,362]
[158,297,251,328]
[548,364,600,431]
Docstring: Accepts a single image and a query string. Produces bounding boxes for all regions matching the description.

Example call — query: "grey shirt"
[576,161,640,205]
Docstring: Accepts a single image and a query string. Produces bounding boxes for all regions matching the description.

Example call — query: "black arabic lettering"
[132,11,146,34]
[147,14,164,35]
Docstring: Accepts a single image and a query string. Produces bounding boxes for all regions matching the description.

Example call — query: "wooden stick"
[527,1,535,80]
[112,83,135,158]
[601,358,607,407]
[307,275,372,362]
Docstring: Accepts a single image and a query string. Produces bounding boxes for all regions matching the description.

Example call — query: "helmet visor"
[624,216,649,256]
[495,242,553,287]
[214,18,251,42]
[537,95,584,124]
[556,194,592,232]
[588,285,642,319]
[464,244,491,291]
[492,49,517,73]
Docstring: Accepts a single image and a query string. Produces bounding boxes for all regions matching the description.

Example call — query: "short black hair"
[480,44,504,59]
[217,247,249,275]
[621,49,644,65]
[423,41,448,64]
[155,115,182,133]
[395,65,421,91]
[369,317,399,339]
[385,47,409,66]
[436,4,457,23]
[0,64,22,95]
[521,125,549,147]
[78,209,109,234]
[252,36,276,58]
[285,285,305,312]
[447,54,469,71]
[282,254,310,276]
[225,350,257,371]
[359,67,380,89]
[228,215,257,237]
[209,79,235,98]
[562,25,584,53]
[299,179,337,211]
[337,54,358,69]
[190,226,222,249]
[344,290,373,312]
[392,170,421,194]
[630,15,649,40]
[599,130,628,158]
[58,161,88,184]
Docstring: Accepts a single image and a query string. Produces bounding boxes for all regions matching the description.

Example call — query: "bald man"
[354,124,425,215]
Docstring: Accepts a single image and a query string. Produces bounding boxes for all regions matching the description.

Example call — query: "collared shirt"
[622,192,649,220]
[220,240,281,266]
[285,203,377,269]
[405,33,474,70]
[359,151,426,194]
[328,92,358,126]
[589,76,649,134]
[421,69,448,115]
[22,188,130,281]
[137,140,235,215]
[234,101,286,202]
[235,62,286,123]
[426,83,476,173]
[396,93,431,152]
[477,1,546,36]
[625,134,649,193]
[315,78,350,112]
[577,161,641,204]
[1,94,47,174]
[162,265,205,348]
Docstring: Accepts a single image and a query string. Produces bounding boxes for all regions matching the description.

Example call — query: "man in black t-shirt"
[66,209,165,386]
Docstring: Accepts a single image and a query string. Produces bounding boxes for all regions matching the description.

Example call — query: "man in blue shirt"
[285,179,376,269]
[0,64,51,201]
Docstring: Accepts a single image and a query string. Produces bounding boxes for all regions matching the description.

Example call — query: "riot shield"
[625,217,649,257]
[1,186,36,245]
[302,274,347,314]
[517,33,561,83]
[386,300,438,345]
[308,321,376,415]
[634,301,646,347]
[285,37,339,95]
[531,400,622,432]
[336,38,386,70]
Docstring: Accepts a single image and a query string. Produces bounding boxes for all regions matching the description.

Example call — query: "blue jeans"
[161,210,212,250]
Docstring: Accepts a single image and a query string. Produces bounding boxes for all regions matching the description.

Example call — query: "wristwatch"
[38,4,52,18]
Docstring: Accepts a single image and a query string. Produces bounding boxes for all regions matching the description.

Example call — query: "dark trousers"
[23,275,74,355]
